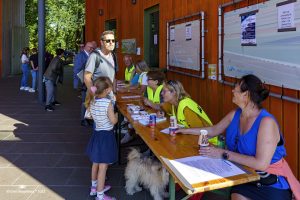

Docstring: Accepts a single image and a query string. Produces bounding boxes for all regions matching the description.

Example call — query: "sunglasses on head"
[102,39,115,43]
[167,80,177,89]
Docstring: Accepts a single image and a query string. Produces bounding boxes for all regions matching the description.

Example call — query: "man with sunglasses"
[84,30,117,100]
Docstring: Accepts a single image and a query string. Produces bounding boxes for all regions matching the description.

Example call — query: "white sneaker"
[28,88,35,93]
[24,87,30,91]
[121,132,134,144]
[20,87,25,90]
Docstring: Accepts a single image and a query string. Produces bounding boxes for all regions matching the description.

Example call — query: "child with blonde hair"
[85,76,118,200]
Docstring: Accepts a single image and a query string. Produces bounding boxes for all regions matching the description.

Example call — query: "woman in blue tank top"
[177,74,293,200]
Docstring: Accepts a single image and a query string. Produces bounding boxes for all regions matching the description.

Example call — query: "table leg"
[169,175,175,200]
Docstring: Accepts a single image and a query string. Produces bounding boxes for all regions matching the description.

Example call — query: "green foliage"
[25,0,85,54]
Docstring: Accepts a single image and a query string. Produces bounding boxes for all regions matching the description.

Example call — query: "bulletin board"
[223,0,300,90]
[168,19,201,71]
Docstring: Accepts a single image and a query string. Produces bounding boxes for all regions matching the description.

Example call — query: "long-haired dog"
[124,148,169,200]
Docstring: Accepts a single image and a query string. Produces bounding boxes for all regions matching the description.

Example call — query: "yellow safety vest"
[175,98,218,145]
[125,65,135,82]
[146,85,163,104]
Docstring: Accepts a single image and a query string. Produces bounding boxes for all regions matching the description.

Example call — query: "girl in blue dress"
[177,75,296,200]
[86,76,118,200]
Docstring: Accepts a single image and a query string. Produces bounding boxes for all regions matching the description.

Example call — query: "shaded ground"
[0,67,228,200]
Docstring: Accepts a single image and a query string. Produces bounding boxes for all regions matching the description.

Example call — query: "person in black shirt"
[29,48,38,92]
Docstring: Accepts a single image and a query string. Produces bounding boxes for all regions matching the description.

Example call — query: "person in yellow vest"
[118,60,150,94]
[119,61,150,144]
[160,80,218,144]
[143,70,165,110]
[124,55,135,83]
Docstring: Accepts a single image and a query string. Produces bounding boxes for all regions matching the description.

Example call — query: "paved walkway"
[0,67,227,200]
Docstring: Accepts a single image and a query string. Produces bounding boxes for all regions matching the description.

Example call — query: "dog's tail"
[127,148,141,161]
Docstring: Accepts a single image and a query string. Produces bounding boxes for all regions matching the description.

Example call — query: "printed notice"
[161,156,246,190]
[185,24,192,40]
[277,2,295,30]
[170,27,175,41]
[241,13,256,45]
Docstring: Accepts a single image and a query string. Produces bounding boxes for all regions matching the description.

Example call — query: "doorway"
[144,5,159,68]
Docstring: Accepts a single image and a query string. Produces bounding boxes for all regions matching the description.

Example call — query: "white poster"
[168,20,200,70]
[241,13,256,45]
[185,24,192,40]
[170,27,175,41]
[278,2,295,30]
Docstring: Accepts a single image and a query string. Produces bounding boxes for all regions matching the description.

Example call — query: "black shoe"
[45,105,54,111]
[52,101,61,106]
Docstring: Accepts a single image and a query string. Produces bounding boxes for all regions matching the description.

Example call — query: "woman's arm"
[143,98,161,110]
[107,102,118,125]
[200,116,280,171]
[176,110,235,137]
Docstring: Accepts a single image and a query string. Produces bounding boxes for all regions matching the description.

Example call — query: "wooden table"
[116,93,259,200]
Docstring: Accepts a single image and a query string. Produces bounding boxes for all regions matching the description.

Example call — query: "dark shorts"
[231,183,292,200]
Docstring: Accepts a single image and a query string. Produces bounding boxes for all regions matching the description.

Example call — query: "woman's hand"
[199,145,223,159]
[157,110,165,118]
[176,128,199,135]
[143,98,151,107]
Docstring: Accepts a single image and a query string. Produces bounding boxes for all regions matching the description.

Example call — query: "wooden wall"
[85,0,300,179]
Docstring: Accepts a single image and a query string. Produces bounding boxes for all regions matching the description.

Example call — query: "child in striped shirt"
[85,76,118,200]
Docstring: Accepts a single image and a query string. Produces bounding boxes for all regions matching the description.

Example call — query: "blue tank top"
[226,108,289,189]
[130,73,140,85]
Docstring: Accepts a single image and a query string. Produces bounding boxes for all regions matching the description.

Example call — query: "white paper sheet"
[161,156,246,189]
[160,127,170,134]
[121,95,141,99]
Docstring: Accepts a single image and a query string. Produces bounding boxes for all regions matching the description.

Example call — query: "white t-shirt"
[21,54,29,64]
[90,97,114,131]
[140,72,148,86]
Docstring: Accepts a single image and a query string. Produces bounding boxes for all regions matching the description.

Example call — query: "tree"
[25,0,85,54]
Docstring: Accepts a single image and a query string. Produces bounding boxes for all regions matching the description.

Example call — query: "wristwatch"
[222,151,229,160]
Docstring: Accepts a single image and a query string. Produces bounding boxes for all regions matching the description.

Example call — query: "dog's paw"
[126,190,135,195]
[125,186,135,195]
[135,186,142,192]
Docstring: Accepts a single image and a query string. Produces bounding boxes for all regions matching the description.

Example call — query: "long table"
[116,92,259,200]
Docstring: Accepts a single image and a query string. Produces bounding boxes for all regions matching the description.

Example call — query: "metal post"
[38,0,45,104]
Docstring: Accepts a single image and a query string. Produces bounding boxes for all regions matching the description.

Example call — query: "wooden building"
[85,0,300,179]
[0,0,28,78]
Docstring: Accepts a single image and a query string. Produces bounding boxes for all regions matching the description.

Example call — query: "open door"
[144,5,159,68]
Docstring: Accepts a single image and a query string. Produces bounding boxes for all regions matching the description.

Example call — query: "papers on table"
[117,83,127,87]
[121,95,141,99]
[160,124,184,134]
[138,117,167,126]
[161,156,246,191]
[126,104,166,125]
[160,127,170,134]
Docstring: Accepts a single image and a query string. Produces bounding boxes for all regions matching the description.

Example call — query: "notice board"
[168,20,200,71]
[223,0,300,90]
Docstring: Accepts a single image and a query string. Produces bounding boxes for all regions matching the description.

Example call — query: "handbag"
[252,171,278,187]
[84,109,92,119]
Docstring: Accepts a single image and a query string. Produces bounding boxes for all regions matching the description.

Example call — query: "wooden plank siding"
[85,0,300,179]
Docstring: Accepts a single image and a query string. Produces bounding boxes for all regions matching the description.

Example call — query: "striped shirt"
[90,97,114,131]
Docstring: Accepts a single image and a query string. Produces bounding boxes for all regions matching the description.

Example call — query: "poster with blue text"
[241,13,256,45]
